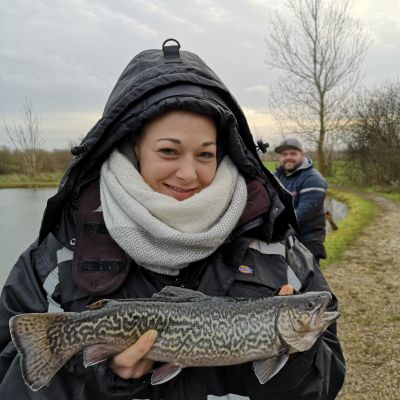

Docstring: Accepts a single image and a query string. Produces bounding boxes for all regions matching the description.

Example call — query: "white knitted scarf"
[100,149,248,275]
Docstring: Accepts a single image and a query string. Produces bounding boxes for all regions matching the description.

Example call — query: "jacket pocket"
[228,239,289,298]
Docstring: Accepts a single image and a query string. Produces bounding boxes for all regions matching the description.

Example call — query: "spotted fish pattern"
[9,286,340,391]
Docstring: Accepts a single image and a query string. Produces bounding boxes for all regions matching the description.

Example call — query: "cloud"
[0,48,110,90]
[1,109,102,150]
[41,109,102,148]
[244,84,270,94]
[1,0,400,149]
[241,106,281,142]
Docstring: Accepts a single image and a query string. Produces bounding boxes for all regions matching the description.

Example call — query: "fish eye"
[306,301,315,310]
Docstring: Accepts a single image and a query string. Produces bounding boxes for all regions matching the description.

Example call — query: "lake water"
[0,188,56,289]
[0,188,349,290]
[325,197,348,233]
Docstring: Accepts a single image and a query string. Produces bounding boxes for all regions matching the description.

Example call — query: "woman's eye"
[198,152,216,159]
[159,148,177,156]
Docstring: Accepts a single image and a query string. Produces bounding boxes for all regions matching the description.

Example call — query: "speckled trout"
[9,286,340,391]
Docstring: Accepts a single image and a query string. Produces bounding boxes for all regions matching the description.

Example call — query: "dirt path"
[324,195,400,399]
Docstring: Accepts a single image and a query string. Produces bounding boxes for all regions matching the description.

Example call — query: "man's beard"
[283,160,302,173]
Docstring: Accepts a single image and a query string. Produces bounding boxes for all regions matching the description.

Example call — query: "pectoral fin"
[83,344,123,367]
[151,363,182,385]
[253,349,289,384]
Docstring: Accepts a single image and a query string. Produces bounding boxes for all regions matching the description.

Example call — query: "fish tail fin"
[9,312,79,391]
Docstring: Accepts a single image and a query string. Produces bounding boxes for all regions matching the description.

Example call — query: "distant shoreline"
[0,173,62,189]
[0,182,59,189]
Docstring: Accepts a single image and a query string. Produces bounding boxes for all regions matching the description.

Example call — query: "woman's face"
[134,110,218,201]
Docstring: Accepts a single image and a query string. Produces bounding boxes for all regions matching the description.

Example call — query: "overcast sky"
[1,0,400,150]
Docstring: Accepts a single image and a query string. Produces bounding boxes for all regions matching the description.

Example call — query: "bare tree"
[265,0,369,174]
[346,81,400,187]
[3,99,45,176]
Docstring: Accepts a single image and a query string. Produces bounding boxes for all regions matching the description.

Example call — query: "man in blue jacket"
[275,138,327,262]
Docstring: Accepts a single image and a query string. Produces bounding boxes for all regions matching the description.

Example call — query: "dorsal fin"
[87,298,133,310]
[87,299,114,310]
[86,287,210,310]
[151,286,210,302]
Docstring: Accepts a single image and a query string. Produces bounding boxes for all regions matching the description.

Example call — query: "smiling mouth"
[165,184,197,193]
[163,184,199,200]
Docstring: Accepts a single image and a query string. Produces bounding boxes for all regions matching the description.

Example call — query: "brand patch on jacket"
[238,265,255,275]
[79,260,126,273]
[84,223,108,235]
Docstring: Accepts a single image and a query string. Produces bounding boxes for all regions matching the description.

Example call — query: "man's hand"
[109,330,158,380]
[278,284,294,296]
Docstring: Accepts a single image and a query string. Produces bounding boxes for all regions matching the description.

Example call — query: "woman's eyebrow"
[202,141,217,147]
[156,138,216,147]
[156,138,181,144]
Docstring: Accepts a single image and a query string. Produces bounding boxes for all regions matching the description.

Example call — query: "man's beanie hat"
[274,137,304,154]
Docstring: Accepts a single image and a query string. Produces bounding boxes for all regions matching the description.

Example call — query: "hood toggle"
[256,140,269,154]
[71,143,87,157]
[162,38,182,64]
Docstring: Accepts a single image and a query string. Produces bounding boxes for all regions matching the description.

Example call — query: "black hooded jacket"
[0,40,345,400]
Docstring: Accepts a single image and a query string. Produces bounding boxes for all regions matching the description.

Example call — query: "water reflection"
[325,196,349,233]
[0,188,56,288]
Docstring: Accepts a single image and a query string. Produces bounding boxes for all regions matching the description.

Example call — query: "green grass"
[263,160,279,171]
[0,173,62,188]
[262,160,379,268]
[320,189,377,268]
[373,192,400,205]
[326,160,361,187]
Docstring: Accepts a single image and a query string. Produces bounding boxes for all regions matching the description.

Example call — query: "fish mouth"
[321,310,341,325]
[314,301,341,329]
[311,293,340,328]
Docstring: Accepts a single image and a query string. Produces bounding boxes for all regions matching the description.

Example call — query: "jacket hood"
[39,39,296,242]
[286,156,313,176]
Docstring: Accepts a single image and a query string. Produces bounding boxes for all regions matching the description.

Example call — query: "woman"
[0,39,345,399]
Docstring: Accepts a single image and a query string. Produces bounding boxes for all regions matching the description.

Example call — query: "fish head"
[277,291,341,352]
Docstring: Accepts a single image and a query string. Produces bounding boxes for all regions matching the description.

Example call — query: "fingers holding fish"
[278,284,294,296]
[110,357,154,380]
[109,330,158,380]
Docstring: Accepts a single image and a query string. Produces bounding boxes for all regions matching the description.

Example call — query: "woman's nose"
[175,157,197,182]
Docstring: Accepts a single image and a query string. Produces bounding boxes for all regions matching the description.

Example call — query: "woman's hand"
[109,330,158,380]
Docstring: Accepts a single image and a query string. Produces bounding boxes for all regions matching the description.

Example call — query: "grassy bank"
[0,173,62,189]
[262,161,379,268]
[378,192,400,204]
[263,160,279,172]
